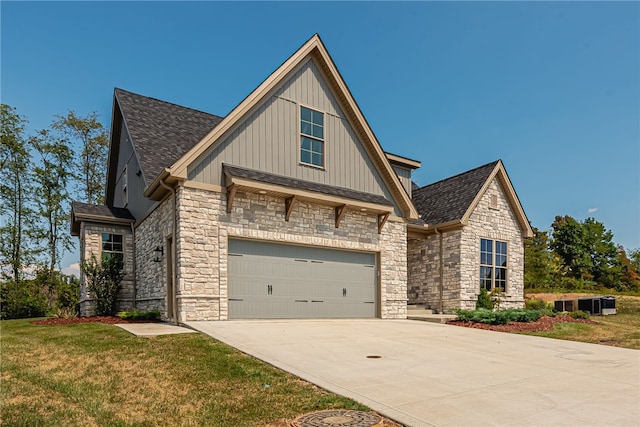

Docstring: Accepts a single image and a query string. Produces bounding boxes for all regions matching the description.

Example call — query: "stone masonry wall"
[460,179,525,309]
[407,230,462,312]
[135,197,173,317]
[79,222,134,316]
[175,185,408,322]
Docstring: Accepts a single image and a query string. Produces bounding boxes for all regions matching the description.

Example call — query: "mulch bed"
[31,316,159,325]
[447,315,596,333]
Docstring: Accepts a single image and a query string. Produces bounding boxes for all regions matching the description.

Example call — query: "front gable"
[187,57,398,213]
[161,34,418,220]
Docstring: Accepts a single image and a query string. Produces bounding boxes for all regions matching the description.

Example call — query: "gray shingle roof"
[115,88,223,182]
[224,164,394,206]
[412,160,499,225]
[71,201,135,235]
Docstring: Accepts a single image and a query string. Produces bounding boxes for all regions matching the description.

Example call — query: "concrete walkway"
[116,322,196,338]
[187,319,639,427]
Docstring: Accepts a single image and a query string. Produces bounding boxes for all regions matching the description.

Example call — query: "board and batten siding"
[188,58,400,215]
[113,125,154,219]
[392,165,413,198]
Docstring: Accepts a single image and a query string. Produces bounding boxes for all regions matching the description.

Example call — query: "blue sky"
[2,1,639,273]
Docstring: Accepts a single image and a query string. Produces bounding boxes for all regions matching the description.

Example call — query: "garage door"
[228,239,377,319]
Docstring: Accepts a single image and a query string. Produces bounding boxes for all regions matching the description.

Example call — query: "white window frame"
[299,105,325,169]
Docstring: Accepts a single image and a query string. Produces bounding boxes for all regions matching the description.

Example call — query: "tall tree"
[31,128,75,277]
[52,111,108,205]
[0,104,36,282]
[551,215,618,287]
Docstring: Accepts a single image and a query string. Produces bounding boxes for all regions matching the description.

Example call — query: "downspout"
[435,227,444,314]
[130,222,137,310]
[159,178,178,325]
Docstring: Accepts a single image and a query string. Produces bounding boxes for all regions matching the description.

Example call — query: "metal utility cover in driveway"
[187,319,640,427]
[228,239,377,319]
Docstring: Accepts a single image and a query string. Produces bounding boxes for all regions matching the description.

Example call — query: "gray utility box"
[554,296,616,316]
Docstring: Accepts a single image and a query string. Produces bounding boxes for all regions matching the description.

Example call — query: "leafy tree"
[551,215,618,288]
[0,104,37,283]
[524,227,555,288]
[52,111,108,204]
[615,246,640,292]
[31,128,75,277]
[81,254,124,316]
[0,279,50,319]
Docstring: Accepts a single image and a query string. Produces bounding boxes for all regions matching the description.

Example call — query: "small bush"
[455,308,554,325]
[476,288,495,310]
[81,254,124,316]
[525,298,553,311]
[0,280,50,319]
[117,309,160,321]
[569,310,590,319]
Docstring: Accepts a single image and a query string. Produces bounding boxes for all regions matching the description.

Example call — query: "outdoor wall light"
[153,246,164,263]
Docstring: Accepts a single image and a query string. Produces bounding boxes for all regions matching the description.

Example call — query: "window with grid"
[480,239,507,292]
[300,106,324,167]
[102,233,124,263]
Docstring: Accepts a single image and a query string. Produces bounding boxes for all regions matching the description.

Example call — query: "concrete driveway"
[186,319,639,427]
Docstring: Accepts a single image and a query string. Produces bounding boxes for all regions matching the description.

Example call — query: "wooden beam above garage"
[335,204,346,228]
[285,196,297,221]
[378,213,389,234]
[226,184,237,213]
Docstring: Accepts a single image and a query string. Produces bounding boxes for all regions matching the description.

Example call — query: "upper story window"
[102,233,124,263]
[480,238,507,292]
[300,106,324,168]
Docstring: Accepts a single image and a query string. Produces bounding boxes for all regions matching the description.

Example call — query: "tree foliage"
[31,128,75,276]
[0,104,38,283]
[52,111,108,204]
[81,254,124,316]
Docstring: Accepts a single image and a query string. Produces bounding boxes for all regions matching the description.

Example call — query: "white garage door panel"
[228,239,377,319]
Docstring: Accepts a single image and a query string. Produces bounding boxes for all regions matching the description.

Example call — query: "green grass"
[522,295,640,349]
[0,319,367,426]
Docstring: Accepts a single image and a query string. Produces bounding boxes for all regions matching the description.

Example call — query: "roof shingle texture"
[224,164,394,206]
[72,201,136,221]
[115,88,223,182]
[412,160,499,225]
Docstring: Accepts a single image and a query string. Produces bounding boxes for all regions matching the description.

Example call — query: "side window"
[300,106,324,168]
[102,233,124,263]
[479,239,507,292]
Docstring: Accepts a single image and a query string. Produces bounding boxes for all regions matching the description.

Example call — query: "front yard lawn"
[0,319,369,426]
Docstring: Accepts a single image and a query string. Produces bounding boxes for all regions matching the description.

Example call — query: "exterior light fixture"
[153,246,164,262]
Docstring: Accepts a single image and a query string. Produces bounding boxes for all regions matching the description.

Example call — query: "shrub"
[525,298,553,311]
[569,310,590,319]
[117,309,160,321]
[476,288,495,310]
[455,308,554,325]
[0,280,50,319]
[81,254,124,316]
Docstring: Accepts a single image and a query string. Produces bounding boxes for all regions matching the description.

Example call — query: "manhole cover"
[292,410,382,427]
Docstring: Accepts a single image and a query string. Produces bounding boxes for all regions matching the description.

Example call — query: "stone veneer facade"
[157,184,409,322]
[79,222,134,316]
[407,178,525,311]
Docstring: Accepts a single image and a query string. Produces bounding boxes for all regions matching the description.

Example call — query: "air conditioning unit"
[600,296,616,315]
[578,297,601,315]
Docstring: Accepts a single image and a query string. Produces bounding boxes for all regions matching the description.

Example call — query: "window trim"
[479,238,507,293]
[101,233,124,264]
[299,105,325,169]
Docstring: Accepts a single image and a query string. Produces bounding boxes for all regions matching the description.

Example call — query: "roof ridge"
[415,160,500,193]
[114,87,224,121]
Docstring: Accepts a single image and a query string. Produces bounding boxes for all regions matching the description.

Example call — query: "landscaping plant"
[81,254,124,316]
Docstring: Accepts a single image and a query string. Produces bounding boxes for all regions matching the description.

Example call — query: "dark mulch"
[447,315,596,333]
[31,316,158,325]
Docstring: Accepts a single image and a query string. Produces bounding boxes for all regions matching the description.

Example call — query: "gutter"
[158,178,179,325]
[434,227,444,314]
[130,222,137,310]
